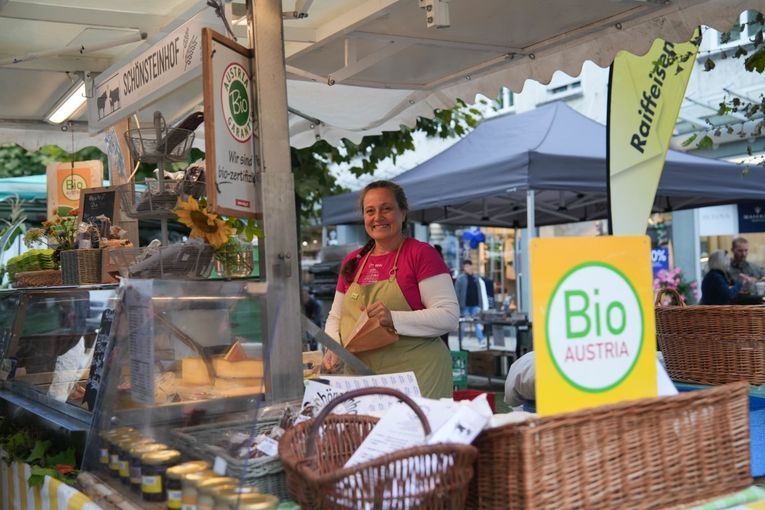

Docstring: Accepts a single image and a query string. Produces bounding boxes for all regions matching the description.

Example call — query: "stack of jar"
[98,428,278,509]
[179,470,279,510]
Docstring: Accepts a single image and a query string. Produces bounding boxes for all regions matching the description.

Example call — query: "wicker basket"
[110,243,214,280]
[13,269,63,287]
[279,387,478,510]
[60,249,102,285]
[170,418,288,500]
[467,382,751,510]
[655,288,765,385]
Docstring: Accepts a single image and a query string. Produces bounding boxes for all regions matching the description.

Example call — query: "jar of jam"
[181,469,216,510]
[165,460,210,510]
[195,477,240,510]
[97,430,119,467]
[237,495,280,510]
[141,449,181,502]
[128,443,167,492]
[117,436,153,485]
[108,432,138,478]
[213,488,262,510]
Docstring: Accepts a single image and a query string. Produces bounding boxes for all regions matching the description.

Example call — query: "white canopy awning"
[1,0,763,148]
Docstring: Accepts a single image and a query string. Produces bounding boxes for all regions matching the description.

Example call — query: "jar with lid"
[107,432,138,478]
[164,460,210,510]
[181,469,216,510]
[128,443,167,492]
[237,495,280,510]
[97,430,119,467]
[213,488,262,510]
[117,436,153,485]
[195,477,240,510]
[141,449,181,502]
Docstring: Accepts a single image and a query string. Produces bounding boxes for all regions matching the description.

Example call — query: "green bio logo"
[546,262,644,392]
[221,62,252,143]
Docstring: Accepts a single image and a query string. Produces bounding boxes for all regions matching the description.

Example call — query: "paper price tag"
[213,456,227,475]
[255,437,279,457]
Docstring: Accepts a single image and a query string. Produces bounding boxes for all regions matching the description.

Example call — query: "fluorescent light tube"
[47,82,87,124]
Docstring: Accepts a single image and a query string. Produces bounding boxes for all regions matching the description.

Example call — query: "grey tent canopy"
[322,102,763,228]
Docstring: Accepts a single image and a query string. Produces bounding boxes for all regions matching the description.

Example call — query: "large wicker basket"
[655,288,765,385]
[468,382,751,510]
[279,387,478,510]
[60,249,102,285]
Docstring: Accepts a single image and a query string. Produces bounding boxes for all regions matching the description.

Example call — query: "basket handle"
[655,287,685,307]
[304,386,432,460]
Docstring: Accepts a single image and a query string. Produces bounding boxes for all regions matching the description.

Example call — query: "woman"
[700,250,746,305]
[322,180,459,398]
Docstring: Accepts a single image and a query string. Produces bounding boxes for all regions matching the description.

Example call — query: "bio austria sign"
[531,236,656,415]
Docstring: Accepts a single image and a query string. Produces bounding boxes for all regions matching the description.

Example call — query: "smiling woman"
[323,180,460,398]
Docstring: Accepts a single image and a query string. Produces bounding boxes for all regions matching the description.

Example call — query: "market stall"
[4,1,765,509]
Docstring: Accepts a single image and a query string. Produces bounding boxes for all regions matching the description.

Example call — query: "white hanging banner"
[88,8,223,133]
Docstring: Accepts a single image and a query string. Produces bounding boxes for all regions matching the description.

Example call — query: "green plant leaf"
[47,448,76,467]
[696,135,714,150]
[26,439,51,464]
[703,58,716,71]
[681,134,697,147]
[745,48,765,73]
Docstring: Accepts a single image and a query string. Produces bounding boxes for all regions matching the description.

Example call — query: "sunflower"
[174,196,233,249]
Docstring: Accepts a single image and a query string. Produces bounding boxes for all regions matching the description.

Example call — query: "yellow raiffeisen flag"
[607,30,700,235]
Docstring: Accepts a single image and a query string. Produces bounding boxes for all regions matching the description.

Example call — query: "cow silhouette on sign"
[109,88,120,111]
[96,91,108,119]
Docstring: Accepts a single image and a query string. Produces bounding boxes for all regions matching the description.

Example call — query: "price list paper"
[125,280,155,405]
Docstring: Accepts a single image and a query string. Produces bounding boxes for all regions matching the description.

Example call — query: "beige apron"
[339,242,453,398]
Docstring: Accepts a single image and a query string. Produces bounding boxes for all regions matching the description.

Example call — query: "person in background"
[700,250,745,305]
[455,259,487,347]
[322,180,459,398]
[729,237,765,292]
[302,285,323,327]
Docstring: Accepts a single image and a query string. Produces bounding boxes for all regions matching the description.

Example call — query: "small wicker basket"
[60,249,102,285]
[279,387,478,510]
[13,269,62,287]
[655,288,765,385]
[467,382,751,510]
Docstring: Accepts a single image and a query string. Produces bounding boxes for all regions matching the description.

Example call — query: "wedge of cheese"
[223,341,247,362]
[181,358,213,385]
[212,358,264,379]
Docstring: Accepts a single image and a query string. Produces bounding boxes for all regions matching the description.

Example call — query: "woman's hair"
[707,249,730,272]
[340,180,409,284]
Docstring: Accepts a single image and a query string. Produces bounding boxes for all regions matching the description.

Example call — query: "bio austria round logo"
[545,262,644,392]
[221,62,252,143]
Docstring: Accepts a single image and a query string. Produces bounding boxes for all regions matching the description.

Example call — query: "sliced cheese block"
[212,358,263,379]
[214,377,263,389]
[224,340,247,362]
[181,358,213,385]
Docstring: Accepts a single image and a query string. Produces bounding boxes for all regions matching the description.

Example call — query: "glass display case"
[0,284,119,438]
[79,278,298,507]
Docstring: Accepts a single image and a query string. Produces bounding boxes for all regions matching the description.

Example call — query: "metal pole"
[525,190,535,322]
[249,0,303,402]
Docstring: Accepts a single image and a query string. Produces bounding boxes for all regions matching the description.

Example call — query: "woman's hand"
[322,350,342,372]
[364,301,396,332]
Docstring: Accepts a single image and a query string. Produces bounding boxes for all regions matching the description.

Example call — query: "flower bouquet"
[174,196,261,279]
[654,267,700,305]
[23,206,79,262]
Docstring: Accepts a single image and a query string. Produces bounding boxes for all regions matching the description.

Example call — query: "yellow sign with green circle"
[531,236,656,415]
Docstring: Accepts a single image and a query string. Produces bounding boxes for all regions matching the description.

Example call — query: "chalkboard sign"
[78,186,119,226]
[83,308,115,411]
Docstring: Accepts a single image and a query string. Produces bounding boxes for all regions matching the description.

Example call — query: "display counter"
[0,284,118,447]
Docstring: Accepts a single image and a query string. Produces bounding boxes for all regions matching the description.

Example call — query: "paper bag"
[344,310,399,353]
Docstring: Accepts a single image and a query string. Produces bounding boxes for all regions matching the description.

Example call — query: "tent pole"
[523,190,535,322]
